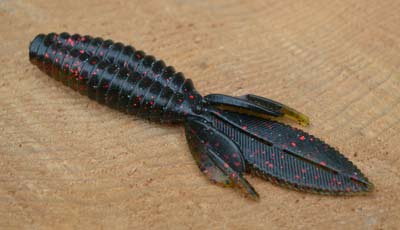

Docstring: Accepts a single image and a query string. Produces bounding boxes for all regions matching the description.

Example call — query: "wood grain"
[1,0,399,229]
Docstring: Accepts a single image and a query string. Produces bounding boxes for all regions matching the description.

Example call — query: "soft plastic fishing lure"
[29,33,373,199]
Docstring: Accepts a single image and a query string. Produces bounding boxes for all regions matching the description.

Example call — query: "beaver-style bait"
[29,33,373,199]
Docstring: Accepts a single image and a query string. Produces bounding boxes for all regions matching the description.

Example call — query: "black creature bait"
[29,33,373,199]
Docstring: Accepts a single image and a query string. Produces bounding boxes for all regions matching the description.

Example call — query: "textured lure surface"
[29,32,373,199]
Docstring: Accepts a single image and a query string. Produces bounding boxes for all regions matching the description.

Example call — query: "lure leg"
[204,94,310,126]
[184,117,259,200]
[240,94,310,126]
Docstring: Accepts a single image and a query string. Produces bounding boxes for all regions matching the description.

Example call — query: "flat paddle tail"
[207,110,373,195]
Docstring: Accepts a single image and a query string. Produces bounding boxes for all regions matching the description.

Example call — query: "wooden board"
[1,0,399,229]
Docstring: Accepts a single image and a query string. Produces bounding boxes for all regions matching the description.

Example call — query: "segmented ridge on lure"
[41,32,192,94]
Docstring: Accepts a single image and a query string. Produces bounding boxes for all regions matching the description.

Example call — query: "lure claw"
[185,117,259,200]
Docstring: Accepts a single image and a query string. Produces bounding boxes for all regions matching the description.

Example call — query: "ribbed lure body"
[29,34,202,123]
[42,32,191,94]
[29,33,373,199]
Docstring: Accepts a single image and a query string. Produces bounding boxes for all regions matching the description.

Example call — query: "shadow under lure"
[28,32,373,199]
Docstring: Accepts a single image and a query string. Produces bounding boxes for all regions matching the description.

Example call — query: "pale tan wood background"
[1,0,399,229]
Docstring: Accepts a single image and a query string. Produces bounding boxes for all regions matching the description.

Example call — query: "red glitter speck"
[320,161,327,166]
[189,95,195,100]
[223,163,229,168]
[242,125,247,130]
[79,50,84,54]
[103,84,109,89]
[268,163,273,168]
[67,38,75,46]
[44,53,49,59]
[299,135,305,141]
[295,175,300,179]
[291,142,297,147]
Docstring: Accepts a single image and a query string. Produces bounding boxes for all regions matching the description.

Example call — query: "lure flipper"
[205,94,310,126]
[240,94,310,126]
[208,110,373,194]
[184,117,259,199]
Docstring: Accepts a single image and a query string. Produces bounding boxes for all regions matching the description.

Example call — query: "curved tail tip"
[281,106,310,126]
[250,193,260,201]
[240,181,260,201]
[361,181,375,194]
[350,171,375,194]
[345,175,374,195]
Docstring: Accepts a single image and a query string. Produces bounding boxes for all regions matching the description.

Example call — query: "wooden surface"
[1,0,400,229]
